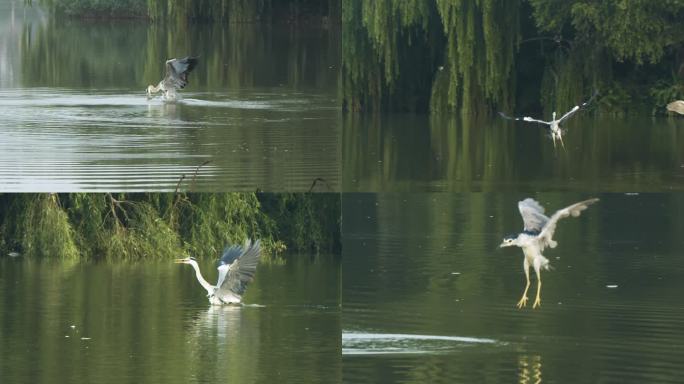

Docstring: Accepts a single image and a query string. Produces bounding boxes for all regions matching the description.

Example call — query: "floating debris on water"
[606,284,618,288]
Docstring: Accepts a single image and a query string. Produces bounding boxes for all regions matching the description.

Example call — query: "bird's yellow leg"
[517,267,530,308]
[558,133,566,152]
[533,276,542,309]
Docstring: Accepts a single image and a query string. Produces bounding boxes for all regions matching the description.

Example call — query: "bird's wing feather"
[215,264,229,289]
[558,105,580,122]
[538,198,599,249]
[522,117,551,125]
[219,243,244,266]
[164,57,198,89]
[216,239,261,298]
[498,111,523,121]
[557,90,599,123]
[518,198,549,232]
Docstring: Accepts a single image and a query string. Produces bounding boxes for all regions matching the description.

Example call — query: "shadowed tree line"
[34,0,340,23]
[342,0,684,116]
[19,12,339,90]
[0,193,340,261]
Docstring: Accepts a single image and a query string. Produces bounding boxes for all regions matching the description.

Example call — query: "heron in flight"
[175,239,261,305]
[499,91,598,150]
[146,56,198,101]
[500,198,599,309]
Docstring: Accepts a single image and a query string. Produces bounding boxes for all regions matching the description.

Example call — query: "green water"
[2,0,684,383]
[0,1,340,192]
[0,257,341,383]
[342,193,684,383]
[343,114,684,192]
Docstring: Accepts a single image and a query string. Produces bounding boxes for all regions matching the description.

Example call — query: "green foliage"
[342,0,439,112]
[41,0,147,18]
[259,193,341,254]
[650,79,684,113]
[0,195,79,260]
[177,193,272,259]
[342,0,521,114]
[39,0,338,22]
[431,0,520,116]
[530,0,684,65]
[0,193,340,261]
[343,0,684,115]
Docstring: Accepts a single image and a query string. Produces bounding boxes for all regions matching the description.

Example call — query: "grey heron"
[146,56,199,101]
[499,91,598,150]
[500,198,599,309]
[175,239,261,305]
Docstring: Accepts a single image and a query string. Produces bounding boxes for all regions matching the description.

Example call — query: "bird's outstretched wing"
[214,243,243,291]
[498,111,524,121]
[164,56,199,90]
[538,198,599,249]
[557,106,580,123]
[215,239,261,298]
[557,90,599,123]
[500,112,550,126]
[522,116,551,125]
[518,198,549,233]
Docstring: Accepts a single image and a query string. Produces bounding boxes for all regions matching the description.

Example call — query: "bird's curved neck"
[188,261,214,295]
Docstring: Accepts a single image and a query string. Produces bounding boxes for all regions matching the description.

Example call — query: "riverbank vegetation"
[0,193,340,261]
[342,0,684,116]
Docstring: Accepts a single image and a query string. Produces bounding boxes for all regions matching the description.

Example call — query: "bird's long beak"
[174,258,189,264]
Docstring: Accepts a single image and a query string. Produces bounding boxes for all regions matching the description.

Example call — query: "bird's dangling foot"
[532,294,541,309]
[558,133,566,152]
[517,295,528,308]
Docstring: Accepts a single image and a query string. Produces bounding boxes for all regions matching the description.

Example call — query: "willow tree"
[530,0,684,114]
[342,0,521,114]
[430,0,520,116]
[342,0,441,112]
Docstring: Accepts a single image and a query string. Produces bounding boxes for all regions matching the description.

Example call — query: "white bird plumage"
[175,239,261,305]
[147,56,199,102]
[500,198,599,309]
[499,91,598,150]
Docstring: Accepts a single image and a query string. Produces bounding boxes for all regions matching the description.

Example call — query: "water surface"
[343,115,684,192]
[0,256,340,384]
[342,193,684,383]
[0,2,340,191]
[0,88,338,191]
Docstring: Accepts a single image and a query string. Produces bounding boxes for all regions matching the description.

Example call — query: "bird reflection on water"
[518,354,543,384]
[185,305,260,383]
